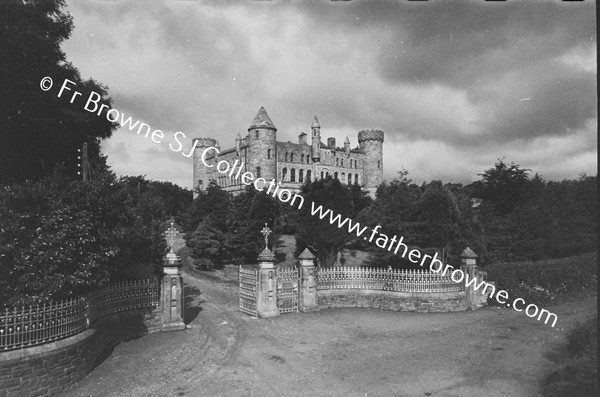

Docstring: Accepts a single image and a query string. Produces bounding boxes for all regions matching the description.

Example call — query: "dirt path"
[64,258,596,396]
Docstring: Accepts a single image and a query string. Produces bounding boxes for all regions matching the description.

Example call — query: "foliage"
[184,218,227,268]
[473,175,597,263]
[472,159,530,215]
[0,172,177,307]
[0,0,117,183]
[295,177,359,267]
[184,180,231,233]
[484,253,597,306]
[542,316,598,397]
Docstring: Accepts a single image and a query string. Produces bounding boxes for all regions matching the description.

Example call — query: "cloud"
[63,0,596,188]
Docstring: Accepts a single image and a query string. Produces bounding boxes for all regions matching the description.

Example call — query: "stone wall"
[0,306,161,397]
[318,288,468,312]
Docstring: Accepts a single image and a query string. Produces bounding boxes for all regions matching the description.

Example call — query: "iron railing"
[0,279,159,352]
[316,267,463,293]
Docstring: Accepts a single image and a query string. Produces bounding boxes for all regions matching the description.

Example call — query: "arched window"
[334,172,338,179]
[336,158,339,166]
[285,152,288,161]
[350,159,353,167]
[267,149,272,159]
[291,168,296,182]
[301,154,304,163]
[354,174,358,184]
[355,160,358,168]
[299,169,304,183]
[256,167,261,178]
[320,171,324,179]
[326,172,329,178]
[291,153,294,162]
[341,159,344,167]
[307,170,312,182]
[348,173,352,184]
[282,167,287,181]
[341,172,345,182]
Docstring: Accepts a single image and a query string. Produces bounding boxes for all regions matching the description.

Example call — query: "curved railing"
[0,279,159,352]
[316,267,463,293]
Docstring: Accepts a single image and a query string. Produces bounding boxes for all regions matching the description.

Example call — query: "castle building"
[193,107,384,197]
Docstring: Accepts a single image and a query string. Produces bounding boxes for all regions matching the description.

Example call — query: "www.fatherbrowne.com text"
[40,76,559,329]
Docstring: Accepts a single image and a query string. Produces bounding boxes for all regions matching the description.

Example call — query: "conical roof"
[461,247,478,259]
[312,115,320,128]
[344,136,350,144]
[248,106,277,131]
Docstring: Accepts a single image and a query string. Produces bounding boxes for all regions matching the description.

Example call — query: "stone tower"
[193,137,217,193]
[358,129,384,196]
[311,115,321,163]
[247,107,277,181]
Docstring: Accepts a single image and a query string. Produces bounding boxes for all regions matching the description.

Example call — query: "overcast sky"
[62,0,597,189]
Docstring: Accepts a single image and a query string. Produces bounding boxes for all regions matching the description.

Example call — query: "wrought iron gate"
[277,265,298,313]
[239,265,258,317]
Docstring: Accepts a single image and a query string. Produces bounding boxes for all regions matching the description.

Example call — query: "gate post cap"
[461,247,478,259]
[258,247,276,261]
[298,248,315,260]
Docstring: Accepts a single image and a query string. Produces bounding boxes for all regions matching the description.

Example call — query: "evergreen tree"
[0,0,117,182]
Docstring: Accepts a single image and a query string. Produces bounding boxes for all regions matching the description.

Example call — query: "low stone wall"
[317,288,468,312]
[0,306,161,397]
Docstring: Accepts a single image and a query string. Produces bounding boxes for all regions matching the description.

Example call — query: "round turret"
[247,107,277,181]
[358,129,384,197]
[193,137,218,195]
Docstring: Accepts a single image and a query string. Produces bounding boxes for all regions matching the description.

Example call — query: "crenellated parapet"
[358,129,385,143]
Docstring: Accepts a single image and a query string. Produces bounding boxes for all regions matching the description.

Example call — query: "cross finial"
[165,222,178,253]
[261,223,272,250]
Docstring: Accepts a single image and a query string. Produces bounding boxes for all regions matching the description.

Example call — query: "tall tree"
[0,0,116,183]
[295,177,356,267]
[474,159,530,215]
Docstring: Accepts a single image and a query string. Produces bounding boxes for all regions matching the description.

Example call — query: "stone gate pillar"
[162,223,185,331]
[255,225,280,318]
[460,247,478,311]
[298,248,318,312]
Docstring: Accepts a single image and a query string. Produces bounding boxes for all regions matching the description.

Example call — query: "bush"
[542,316,598,396]
[485,253,597,306]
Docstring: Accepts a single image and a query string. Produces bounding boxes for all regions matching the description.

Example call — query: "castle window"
[320,171,324,179]
[301,154,304,163]
[355,160,358,168]
[268,149,272,159]
[355,174,358,185]
[307,156,310,164]
[291,168,296,182]
[256,167,261,178]
[285,152,288,161]
[282,167,287,181]
[334,172,338,179]
[341,172,345,182]
[291,153,295,162]
[378,161,381,169]
[299,169,304,183]
[307,170,312,182]
[336,158,339,166]
[341,159,344,167]
[350,159,353,167]
[348,173,352,184]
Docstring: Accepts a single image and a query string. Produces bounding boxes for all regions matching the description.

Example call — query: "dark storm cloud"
[63,0,596,186]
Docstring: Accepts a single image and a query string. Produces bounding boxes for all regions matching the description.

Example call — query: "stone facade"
[193,107,384,197]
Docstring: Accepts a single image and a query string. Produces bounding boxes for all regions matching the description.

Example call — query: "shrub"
[485,253,597,306]
[542,316,598,396]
